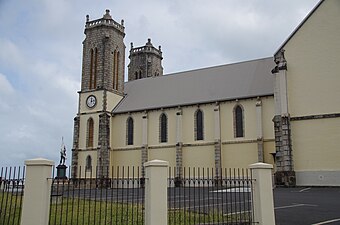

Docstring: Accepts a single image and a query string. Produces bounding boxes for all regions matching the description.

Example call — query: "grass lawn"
[1,192,251,225]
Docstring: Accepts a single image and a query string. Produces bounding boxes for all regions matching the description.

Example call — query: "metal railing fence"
[49,166,144,225]
[0,166,25,225]
[168,167,255,225]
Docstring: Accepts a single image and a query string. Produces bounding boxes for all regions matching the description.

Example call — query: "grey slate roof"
[113,57,275,114]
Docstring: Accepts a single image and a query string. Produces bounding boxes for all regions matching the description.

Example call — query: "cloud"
[0,0,320,167]
[0,73,15,95]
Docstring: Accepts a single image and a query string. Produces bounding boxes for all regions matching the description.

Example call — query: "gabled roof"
[275,0,324,55]
[113,57,275,114]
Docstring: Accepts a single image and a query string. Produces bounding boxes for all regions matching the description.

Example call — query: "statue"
[59,137,67,165]
[56,137,68,179]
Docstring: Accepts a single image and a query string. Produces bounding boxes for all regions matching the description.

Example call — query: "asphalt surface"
[54,184,340,225]
[274,187,340,225]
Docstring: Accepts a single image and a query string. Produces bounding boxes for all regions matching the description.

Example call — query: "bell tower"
[81,9,125,94]
[72,10,125,179]
[128,38,163,81]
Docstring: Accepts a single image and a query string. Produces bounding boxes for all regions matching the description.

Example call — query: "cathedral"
[71,0,340,186]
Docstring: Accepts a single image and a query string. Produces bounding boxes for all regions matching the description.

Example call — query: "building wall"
[284,0,340,117]
[108,96,275,171]
[282,0,340,185]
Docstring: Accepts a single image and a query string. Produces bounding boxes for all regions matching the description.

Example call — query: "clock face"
[86,95,97,108]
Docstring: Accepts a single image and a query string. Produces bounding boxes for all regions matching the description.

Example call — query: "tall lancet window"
[160,113,168,143]
[89,49,94,89]
[113,50,117,88]
[113,50,120,90]
[127,117,134,145]
[195,109,204,141]
[115,51,120,90]
[234,105,244,138]
[87,118,94,147]
[93,48,98,89]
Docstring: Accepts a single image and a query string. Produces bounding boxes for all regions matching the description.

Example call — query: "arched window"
[127,117,134,145]
[86,155,92,171]
[195,109,204,140]
[234,105,244,138]
[160,113,168,143]
[87,118,94,147]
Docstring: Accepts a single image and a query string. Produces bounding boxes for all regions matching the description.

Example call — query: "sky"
[0,0,320,166]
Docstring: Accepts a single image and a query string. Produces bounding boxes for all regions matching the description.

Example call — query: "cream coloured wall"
[79,91,103,113]
[79,90,123,114]
[111,149,141,167]
[221,143,258,168]
[278,0,340,185]
[111,112,143,148]
[110,149,141,177]
[283,0,340,117]
[111,114,128,148]
[262,97,275,139]
[263,141,275,166]
[182,146,215,171]
[292,118,340,171]
[106,92,123,112]
[149,147,176,167]
[181,106,195,143]
[109,96,275,169]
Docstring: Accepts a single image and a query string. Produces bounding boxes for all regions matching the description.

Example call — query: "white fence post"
[20,158,54,225]
[145,159,168,225]
[249,163,276,225]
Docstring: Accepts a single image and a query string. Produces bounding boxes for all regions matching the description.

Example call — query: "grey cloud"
[0,0,319,166]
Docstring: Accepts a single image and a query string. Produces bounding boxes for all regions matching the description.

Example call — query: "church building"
[71,0,340,186]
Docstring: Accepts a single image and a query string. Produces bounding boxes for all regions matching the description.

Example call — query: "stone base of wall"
[275,171,296,187]
[296,171,340,186]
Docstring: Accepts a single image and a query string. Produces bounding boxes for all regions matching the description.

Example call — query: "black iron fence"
[0,165,255,225]
[49,166,144,225]
[0,166,25,225]
[168,167,255,225]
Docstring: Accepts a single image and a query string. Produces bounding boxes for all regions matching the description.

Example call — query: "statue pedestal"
[56,165,67,179]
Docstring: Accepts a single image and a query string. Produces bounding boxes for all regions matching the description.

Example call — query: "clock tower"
[72,10,125,179]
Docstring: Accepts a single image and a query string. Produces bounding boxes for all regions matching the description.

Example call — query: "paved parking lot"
[274,187,340,225]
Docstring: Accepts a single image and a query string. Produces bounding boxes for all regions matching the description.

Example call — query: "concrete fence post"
[144,159,169,225]
[20,158,54,225]
[249,163,276,225]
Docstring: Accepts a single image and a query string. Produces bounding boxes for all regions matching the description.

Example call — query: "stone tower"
[81,9,125,94]
[128,38,163,81]
[72,10,125,179]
